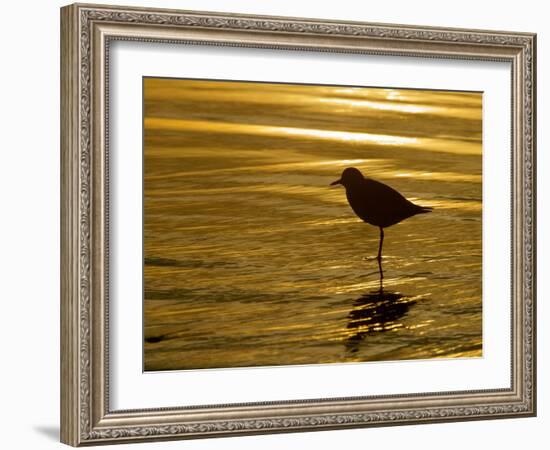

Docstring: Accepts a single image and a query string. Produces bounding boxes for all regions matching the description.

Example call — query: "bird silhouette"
[331,167,432,279]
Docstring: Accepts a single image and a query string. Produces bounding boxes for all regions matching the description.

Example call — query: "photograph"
[57,2,536,446]
[143,77,483,371]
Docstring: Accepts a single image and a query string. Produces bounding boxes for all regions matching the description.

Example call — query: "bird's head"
[330,167,364,188]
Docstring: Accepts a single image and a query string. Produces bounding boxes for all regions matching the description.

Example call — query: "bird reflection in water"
[345,286,417,355]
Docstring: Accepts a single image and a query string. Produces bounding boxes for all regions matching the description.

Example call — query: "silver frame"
[60,3,536,446]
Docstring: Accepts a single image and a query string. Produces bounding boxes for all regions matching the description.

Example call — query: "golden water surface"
[143,78,482,371]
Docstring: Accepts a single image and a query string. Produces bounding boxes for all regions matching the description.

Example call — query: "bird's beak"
[330,179,342,186]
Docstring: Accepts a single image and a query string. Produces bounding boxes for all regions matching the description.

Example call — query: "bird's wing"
[363,177,412,207]
[345,177,426,227]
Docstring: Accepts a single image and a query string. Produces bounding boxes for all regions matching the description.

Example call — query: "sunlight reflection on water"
[143,78,482,371]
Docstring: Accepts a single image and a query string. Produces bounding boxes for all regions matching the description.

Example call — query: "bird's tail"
[417,206,433,214]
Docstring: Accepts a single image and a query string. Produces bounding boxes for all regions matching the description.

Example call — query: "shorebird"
[330,167,432,279]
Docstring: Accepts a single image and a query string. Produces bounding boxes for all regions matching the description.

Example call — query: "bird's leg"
[377,227,384,280]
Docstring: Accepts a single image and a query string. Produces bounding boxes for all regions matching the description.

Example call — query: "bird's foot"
[362,256,382,261]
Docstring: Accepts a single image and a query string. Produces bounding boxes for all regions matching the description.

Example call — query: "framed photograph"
[60,3,536,446]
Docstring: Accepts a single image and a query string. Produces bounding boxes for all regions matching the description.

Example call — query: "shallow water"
[143,78,482,371]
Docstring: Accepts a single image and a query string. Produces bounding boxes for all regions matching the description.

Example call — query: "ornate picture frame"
[60,3,536,446]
